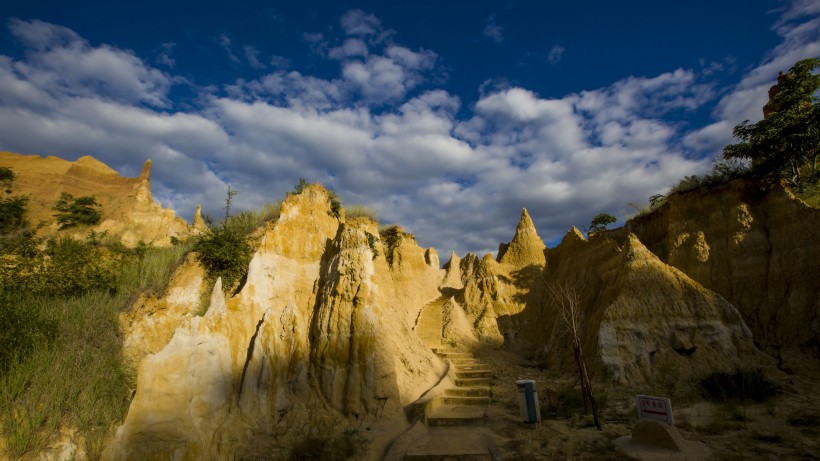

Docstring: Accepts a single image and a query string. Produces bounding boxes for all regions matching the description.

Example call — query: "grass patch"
[345,204,378,221]
[0,243,189,459]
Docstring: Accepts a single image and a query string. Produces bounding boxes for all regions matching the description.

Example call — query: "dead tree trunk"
[547,282,601,430]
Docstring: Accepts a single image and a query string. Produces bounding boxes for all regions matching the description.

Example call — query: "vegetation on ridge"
[0,165,192,458]
[53,192,102,229]
[193,186,258,294]
[723,57,820,188]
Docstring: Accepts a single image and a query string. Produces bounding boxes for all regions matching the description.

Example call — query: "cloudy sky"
[0,1,818,257]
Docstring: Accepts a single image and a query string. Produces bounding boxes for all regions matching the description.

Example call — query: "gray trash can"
[516,379,541,423]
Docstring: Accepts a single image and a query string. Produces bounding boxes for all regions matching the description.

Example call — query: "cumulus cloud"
[7,18,173,108]
[1,5,817,257]
[341,10,383,38]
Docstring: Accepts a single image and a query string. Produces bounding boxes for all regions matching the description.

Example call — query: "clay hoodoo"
[497,208,546,267]
[105,184,448,460]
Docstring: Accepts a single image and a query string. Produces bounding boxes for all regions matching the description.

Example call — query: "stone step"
[435,351,472,360]
[403,427,492,461]
[426,404,486,427]
[440,395,490,406]
[454,377,491,387]
[454,363,491,372]
[444,386,491,397]
[404,453,491,460]
[455,370,492,379]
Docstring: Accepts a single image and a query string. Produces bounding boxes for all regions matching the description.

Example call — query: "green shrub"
[699,369,779,403]
[53,192,102,229]
[193,206,258,293]
[327,189,341,219]
[0,233,120,297]
[0,166,14,184]
[0,195,29,235]
[670,158,750,194]
[365,231,379,259]
[379,225,403,265]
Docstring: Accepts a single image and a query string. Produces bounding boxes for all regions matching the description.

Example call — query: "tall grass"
[0,242,189,459]
[345,204,378,222]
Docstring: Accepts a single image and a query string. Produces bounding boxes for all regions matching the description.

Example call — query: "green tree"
[0,167,29,236]
[723,57,820,187]
[588,213,616,235]
[53,193,102,229]
[193,188,257,293]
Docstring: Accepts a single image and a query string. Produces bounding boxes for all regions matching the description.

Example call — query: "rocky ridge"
[626,180,820,364]
[0,151,189,246]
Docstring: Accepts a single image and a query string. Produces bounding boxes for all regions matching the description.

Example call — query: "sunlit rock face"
[105,185,445,461]
[458,208,548,344]
[0,151,189,246]
[626,180,820,359]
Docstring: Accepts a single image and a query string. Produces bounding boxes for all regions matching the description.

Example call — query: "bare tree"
[547,281,601,430]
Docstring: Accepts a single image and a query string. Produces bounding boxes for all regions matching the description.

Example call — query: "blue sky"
[0,1,818,257]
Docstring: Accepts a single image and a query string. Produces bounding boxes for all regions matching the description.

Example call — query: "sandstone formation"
[458,208,548,344]
[455,213,765,384]
[0,151,189,246]
[104,185,447,460]
[626,180,820,361]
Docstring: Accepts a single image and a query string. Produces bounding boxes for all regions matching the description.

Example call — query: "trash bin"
[516,379,541,423]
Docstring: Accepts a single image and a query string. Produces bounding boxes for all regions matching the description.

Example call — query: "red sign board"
[636,395,674,425]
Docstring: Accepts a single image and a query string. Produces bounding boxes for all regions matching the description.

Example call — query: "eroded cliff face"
[457,209,547,344]
[626,180,820,360]
[0,152,189,246]
[457,212,766,384]
[105,185,445,461]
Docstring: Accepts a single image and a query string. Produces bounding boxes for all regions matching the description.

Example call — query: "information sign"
[635,395,674,425]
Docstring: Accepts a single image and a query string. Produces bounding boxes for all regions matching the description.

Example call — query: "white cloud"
[244,45,266,69]
[269,55,290,69]
[218,33,241,64]
[328,39,369,60]
[1,5,816,257]
[8,18,173,107]
[340,10,383,38]
[156,42,176,68]
[482,15,504,43]
[548,45,565,65]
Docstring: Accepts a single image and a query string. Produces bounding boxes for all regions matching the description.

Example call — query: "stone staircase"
[402,297,494,460]
[424,348,491,427]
